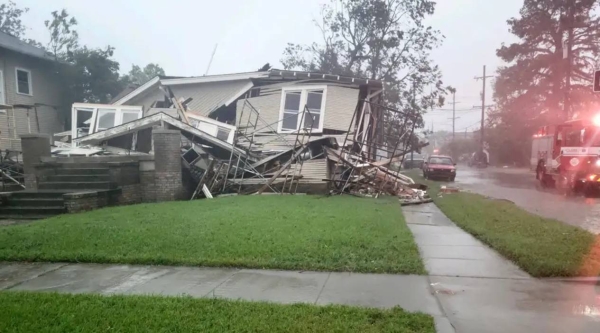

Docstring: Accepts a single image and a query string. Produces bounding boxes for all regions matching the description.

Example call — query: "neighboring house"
[0,32,64,151]
[112,69,383,155]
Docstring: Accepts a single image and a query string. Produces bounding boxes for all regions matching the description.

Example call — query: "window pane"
[303,113,320,130]
[97,109,116,129]
[17,70,30,94]
[284,91,301,112]
[216,127,230,141]
[306,90,323,112]
[122,112,139,124]
[282,112,298,130]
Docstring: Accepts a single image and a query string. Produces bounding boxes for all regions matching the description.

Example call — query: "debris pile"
[53,84,430,204]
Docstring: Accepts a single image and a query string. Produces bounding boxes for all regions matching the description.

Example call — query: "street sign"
[594,70,600,92]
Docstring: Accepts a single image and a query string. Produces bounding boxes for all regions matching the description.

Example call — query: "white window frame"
[71,103,143,146]
[277,85,327,134]
[15,67,32,96]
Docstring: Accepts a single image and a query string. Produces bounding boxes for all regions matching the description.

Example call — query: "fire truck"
[531,114,600,196]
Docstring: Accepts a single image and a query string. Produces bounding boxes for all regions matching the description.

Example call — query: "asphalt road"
[451,165,600,235]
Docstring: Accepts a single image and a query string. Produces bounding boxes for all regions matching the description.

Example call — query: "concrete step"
[38,182,115,190]
[6,198,64,207]
[0,206,65,216]
[9,190,73,199]
[55,168,109,176]
[56,163,112,169]
[1,184,24,192]
[46,175,110,182]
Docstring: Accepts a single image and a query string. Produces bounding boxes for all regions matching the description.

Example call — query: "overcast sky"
[16,0,523,133]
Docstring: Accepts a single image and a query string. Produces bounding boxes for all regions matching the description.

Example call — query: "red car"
[423,155,456,181]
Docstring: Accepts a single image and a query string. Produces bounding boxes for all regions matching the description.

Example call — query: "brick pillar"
[21,134,51,190]
[153,129,182,201]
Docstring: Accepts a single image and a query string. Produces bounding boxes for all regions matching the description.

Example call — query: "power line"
[455,120,481,132]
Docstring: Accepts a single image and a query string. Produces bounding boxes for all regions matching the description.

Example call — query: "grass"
[0,195,425,274]
[0,292,435,333]
[407,171,600,277]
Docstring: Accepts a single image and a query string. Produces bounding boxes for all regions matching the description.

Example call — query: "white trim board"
[277,85,327,134]
[15,67,32,96]
[161,72,268,86]
[113,76,160,105]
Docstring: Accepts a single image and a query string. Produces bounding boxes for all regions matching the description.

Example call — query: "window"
[429,157,453,165]
[279,86,326,133]
[216,127,230,141]
[97,109,116,130]
[122,111,140,124]
[15,68,32,95]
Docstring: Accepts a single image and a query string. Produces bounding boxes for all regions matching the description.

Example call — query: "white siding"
[322,85,359,131]
[235,83,358,152]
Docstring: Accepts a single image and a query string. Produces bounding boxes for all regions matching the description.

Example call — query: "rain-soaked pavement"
[453,165,600,234]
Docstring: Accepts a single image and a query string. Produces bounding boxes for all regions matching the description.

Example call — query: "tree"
[42,10,124,126]
[45,9,78,60]
[490,0,600,165]
[281,0,447,151]
[120,63,165,86]
[0,1,28,38]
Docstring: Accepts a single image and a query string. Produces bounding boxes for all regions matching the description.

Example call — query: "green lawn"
[0,292,435,333]
[0,195,425,274]
[408,172,600,277]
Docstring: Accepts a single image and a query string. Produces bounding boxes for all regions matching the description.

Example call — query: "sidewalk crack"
[4,262,69,290]
[314,272,331,305]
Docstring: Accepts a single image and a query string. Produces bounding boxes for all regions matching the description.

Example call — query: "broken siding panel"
[36,105,62,135]
[322,85,359,132]
[0,113,10,150]
[298,159,328,181]
[235,88,281,132]
[171,80,251,116]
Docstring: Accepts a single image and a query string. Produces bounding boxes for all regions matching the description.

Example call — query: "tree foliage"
[490,0,600,165]
[281,0,446,152]
[0,1,27,38]
[45,9,78,60]
[120,63,165,86]
[0,5,167,126]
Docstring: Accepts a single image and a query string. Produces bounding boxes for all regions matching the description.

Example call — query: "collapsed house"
[2,69,429,220]
[86,69,425,194]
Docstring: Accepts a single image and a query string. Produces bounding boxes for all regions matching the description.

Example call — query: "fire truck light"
[596,159,600,167]
[593,114,600,126]
[590,174,597,181]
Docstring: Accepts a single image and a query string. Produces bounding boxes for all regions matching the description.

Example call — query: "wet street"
[453,165,600,235]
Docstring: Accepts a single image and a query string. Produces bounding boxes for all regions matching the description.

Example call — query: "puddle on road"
[455,168,600,234]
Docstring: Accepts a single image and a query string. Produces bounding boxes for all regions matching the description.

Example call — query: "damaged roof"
[112,69,384,106]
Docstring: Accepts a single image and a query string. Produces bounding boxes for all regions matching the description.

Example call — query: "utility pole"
[474,65,494,148]
[452,91,456,139]
[564,3,574,120]
[410,79,416,163]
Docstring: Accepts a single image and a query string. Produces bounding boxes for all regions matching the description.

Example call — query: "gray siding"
[171,80,251,116]
[126,89,165,112]
[0,49,64,150]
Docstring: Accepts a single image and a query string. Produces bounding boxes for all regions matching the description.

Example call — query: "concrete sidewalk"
[0,261,443,315]
[403,203,600,333]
